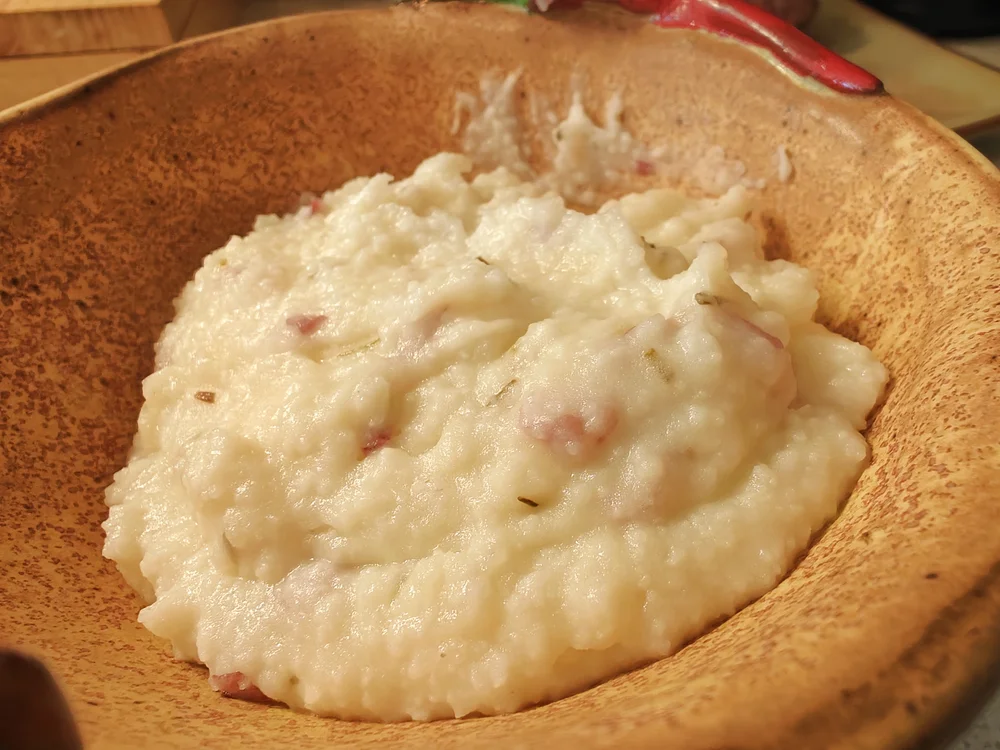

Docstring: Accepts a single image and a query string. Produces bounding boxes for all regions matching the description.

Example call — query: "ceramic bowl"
[1,2,998,748]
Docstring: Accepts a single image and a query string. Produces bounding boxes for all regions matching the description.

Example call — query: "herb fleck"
[643,349,672,382]
[336,337,380,357]
[695,291,721,306]
[194,390,216,403]
[476,256,491,265]
[517,496,539,508]
[488,378,518,406]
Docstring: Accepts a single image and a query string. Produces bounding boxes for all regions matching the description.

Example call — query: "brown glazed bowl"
[1,3,999,749]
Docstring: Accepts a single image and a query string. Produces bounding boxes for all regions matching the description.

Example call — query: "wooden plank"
[160,0,198,38]
[180,0,245,39]
[0,0,245,111]
[946,36,1000,73]
[0,0,197,56]
[0,49,138,111]
[0,2,159,10]
[240,0,388,24]
[807,0,1000,133]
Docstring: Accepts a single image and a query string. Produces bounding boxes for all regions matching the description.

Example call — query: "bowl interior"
[1,4,999,749]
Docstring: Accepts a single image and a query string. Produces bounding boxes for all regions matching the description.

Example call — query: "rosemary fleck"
[643,349,673,383]
[694,291,721,306]
[194,390,216,403]
[517,496,539,508]
[335,337,380,357]
[488,378,518,406]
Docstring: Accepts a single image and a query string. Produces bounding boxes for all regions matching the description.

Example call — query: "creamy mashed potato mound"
[104,152,887,721]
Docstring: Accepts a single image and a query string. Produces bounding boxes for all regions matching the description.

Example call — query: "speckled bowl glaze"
[1,4,998,749]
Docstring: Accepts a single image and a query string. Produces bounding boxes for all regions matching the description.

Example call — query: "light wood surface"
[806,0,1000,136]
[182,0,244,38]
[0,50,140,108]
[0,0,245,111]
[0,0,199,55]
[947,35,1000,71]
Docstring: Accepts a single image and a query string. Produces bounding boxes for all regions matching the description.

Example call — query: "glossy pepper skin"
[866,0,1000,38]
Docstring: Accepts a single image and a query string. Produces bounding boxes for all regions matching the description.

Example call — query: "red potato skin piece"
[209,672,273,704]
[362,427,393,456]
[287,314,327,336]
[720,307,785,349]
[520,402,620,460]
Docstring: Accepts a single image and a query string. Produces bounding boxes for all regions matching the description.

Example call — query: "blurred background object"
[864,0,1000,37]
[0,650,83,750]
[0,0,245,107]
[805,0,1000,138]
[744,0,819,27]
[0,0,244,55]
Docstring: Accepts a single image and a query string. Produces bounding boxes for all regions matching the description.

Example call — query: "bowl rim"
[3,2,996,183]
[2,4,999,748]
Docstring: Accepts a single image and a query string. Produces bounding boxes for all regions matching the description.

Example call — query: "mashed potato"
[103,150,886,721]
